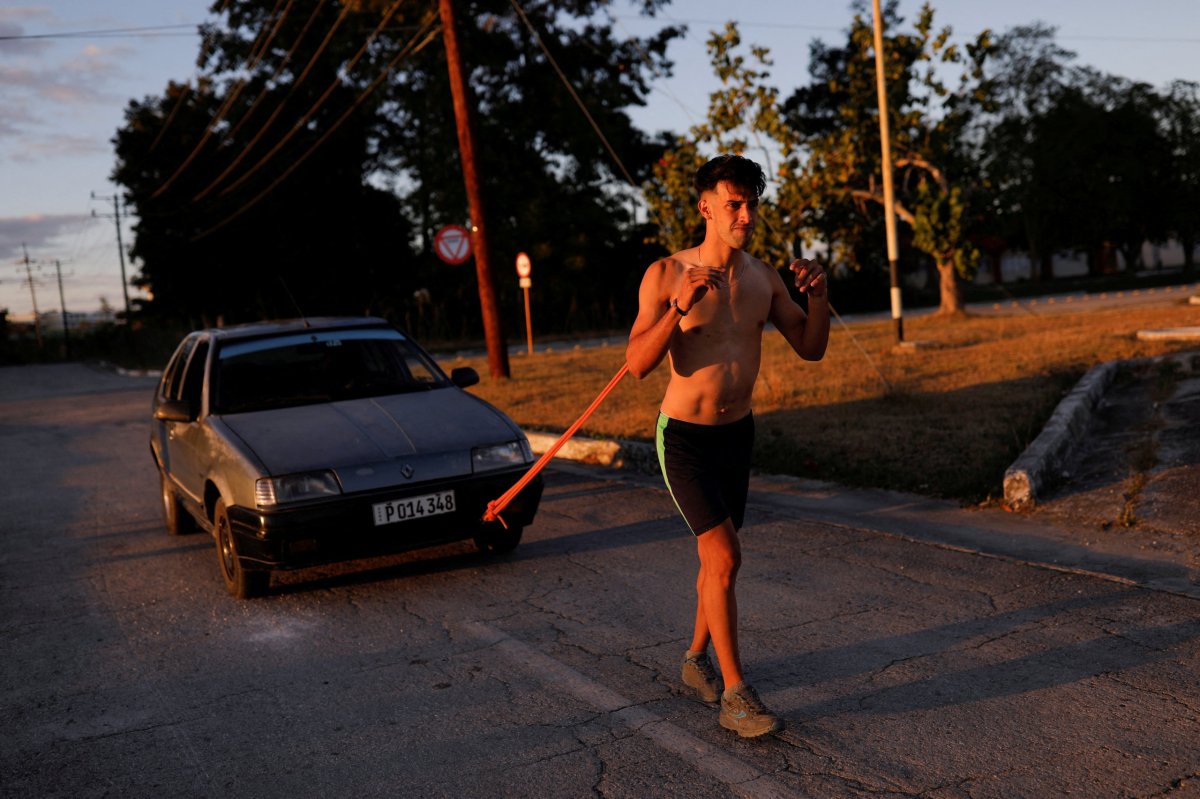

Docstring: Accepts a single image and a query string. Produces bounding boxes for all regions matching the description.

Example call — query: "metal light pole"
[871,0,904,343]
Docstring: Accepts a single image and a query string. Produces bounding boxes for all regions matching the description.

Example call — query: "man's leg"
[695,518,783,738]
[693,519,743,688]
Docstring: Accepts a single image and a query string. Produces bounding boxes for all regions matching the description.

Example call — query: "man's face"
[699,180,759,251]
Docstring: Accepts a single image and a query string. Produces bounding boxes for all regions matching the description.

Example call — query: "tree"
[1159,80,1200,274]
[376,0,681,339]
[979,24,1077,281]
[113,0,682,335]
[643,23,807,273]
[113,0,417,325]
[783,1,994,315]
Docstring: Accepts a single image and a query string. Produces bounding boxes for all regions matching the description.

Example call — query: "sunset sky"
[2,0,1197,316]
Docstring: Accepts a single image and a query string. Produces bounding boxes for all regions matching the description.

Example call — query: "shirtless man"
[626,154,829,737]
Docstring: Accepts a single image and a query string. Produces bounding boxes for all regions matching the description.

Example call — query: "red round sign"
[434,224,472,265]
[515,252,532,278]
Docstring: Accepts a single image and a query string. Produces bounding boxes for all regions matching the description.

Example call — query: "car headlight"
[472,441,528,472]
[255,471,342,507]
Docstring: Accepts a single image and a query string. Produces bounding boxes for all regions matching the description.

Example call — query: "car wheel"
[213,498,269,599]
[160,472,196,536]
[474,523,523,555]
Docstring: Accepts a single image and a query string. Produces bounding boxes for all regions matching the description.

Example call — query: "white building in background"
[973,239,1199,286]
[5,309,119,334]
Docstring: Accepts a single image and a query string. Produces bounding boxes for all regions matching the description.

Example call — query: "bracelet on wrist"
[672,298,690,316]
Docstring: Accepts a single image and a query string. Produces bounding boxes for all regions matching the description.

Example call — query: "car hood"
[218,389,519,478]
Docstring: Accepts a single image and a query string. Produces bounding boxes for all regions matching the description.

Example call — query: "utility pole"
[19,244,44,350]
[91,192,132,322]
[438,0,510,379]
[871,0,904,343]
[54,260,71,358]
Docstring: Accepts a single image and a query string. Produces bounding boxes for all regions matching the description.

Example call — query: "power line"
[192,0,358,201]
[213,0,408,200]
[0,24,199,41]
[148,0,234,154]
[193,13,441,241]
[150,0,293,199]
[221,0,333,142]
[509,0,637,188]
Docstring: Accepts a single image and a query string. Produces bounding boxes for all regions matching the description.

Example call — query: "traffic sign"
[434,225,472,265]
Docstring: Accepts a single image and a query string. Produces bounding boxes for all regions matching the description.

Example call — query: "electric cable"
[213,0,407,200]
[148,0,233,154]
[150,0,291,199]
[191,13,440,241]
[192,0,343,200]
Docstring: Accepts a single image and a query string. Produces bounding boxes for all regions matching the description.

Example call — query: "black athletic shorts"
[655,411,755,536]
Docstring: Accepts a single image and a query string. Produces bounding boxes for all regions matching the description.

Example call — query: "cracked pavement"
[2,364,1198,798]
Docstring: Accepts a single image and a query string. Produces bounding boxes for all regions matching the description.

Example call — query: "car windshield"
[213,329,448,414]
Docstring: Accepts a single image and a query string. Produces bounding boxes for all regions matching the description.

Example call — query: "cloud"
[0,9,55,56]
[0,213,94,259]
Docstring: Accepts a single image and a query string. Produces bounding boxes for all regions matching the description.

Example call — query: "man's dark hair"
[694,154,766,199]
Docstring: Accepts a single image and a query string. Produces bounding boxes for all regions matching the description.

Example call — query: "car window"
[160,336,197,401]
[179,341,209,412]
[212,329,448,414]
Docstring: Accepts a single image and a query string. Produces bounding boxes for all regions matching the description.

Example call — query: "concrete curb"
[1003,349,1200,510]
[1002,362,1119,510]
[526,432,658,474]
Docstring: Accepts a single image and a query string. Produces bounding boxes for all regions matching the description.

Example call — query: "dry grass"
[443,292,1200,503]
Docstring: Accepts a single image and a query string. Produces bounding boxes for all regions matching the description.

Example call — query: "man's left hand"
[789,259,827,299]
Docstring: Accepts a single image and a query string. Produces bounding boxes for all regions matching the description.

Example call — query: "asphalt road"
[2,364,1199,798]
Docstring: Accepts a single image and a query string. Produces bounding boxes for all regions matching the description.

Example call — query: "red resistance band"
[483,363,630,528]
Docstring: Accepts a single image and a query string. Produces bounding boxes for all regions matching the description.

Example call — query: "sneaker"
[680,651,721,703]
[719,683,784,738]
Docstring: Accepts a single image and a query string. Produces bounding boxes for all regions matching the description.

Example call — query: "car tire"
[474,523,523,555]
[213,498,269,599]
[160,472,196,536]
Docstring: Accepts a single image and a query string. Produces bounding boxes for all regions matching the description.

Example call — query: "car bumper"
[225,467,543,570]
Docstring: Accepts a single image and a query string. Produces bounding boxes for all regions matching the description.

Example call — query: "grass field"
[448,288,1200,504]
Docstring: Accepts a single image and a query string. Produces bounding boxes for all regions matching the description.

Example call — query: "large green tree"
[643,23,806,273]
[114,0,681,335]
[783,1,994,315]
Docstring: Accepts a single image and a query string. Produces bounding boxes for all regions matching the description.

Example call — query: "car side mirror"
[154,398,196,423]
[450,367,480,389]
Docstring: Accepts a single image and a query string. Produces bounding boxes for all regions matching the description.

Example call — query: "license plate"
[373,490,456,526]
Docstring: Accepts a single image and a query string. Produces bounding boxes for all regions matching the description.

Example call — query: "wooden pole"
[871,0,904,343]
[522,285,533,356]
[438,0,510,378]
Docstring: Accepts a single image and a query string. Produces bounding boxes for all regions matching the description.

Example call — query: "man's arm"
[768,259,830,361]
[625,261,679,379]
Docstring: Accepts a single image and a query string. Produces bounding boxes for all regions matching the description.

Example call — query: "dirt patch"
[1032,358,1200,570]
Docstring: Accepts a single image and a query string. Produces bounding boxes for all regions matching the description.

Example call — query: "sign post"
[516,252,533,356]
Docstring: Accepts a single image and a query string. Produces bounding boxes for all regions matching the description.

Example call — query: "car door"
[154,335,197,478]
[164,338,211,507]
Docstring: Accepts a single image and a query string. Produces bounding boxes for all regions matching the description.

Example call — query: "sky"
[1,0,1197,316]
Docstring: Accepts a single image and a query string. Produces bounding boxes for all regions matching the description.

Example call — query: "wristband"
[672,298,690,316]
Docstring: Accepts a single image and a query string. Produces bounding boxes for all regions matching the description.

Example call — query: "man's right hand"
[677,264,730,313]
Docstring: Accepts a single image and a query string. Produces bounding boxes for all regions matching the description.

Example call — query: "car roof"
[200,317,395,344]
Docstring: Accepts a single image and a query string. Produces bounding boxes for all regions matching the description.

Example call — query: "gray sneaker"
[719,683,783,738]
[680,651,721,702]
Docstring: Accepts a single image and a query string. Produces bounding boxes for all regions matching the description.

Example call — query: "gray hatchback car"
[150,317,542,598]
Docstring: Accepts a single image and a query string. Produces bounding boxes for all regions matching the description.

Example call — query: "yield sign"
[434,224,472,265]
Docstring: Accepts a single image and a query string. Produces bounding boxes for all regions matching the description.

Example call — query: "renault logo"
[401,464,414,479]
